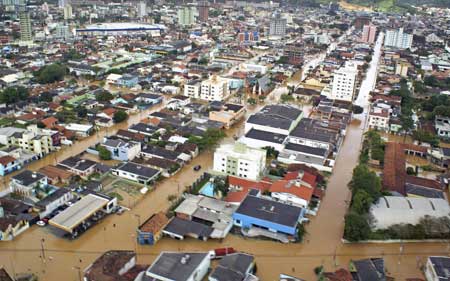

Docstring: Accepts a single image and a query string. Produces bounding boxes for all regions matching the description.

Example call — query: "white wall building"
[368,107,390,131]
[184,81,201,99]
[370,196,450,229]
[200,76,229,101]
[385,28,413,49]
[330,62,358,102]
[213,143,266,180]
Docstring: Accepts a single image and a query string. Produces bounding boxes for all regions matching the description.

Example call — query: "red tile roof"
[0,156,16,166]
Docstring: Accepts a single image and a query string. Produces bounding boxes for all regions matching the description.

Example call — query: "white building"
[269,13,287,38]
[435,116,450,139]
[370,196,450,229]
[213,143,266,180]
[330,62,358,102]
[137,1,147,18]
[200,76,229,101]
[368,106,390,131]
[178,6,196,26]
[184,81,201,99]
[145,252,210,281]
[385,28,413,49]
[63,4,73,20]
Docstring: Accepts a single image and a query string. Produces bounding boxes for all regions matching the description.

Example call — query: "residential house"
[137,212,169,245]
[101,138,141,161]
[38,165,74,185]
[144,252,210,281]
[368,106,390,131]
[10,170,48,196]
[112,162,160,185]
[58,157,97,178]
[209,103,246,129]
[351,258,387,281]
[233,192,305,239]
[0,155,19,176]
[0,216,29,241]
[84,250,142,281]
[35,188,73,218]
[435,116,450,139]
[208,253,256,281]
[238,129,287,152]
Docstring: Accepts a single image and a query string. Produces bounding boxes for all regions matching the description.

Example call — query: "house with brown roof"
[40,116,58,129]
[84,250,146,281]
[0,155,19,176]
[383,142,444,198]
[137,212,169,245]
[38,165,74,185]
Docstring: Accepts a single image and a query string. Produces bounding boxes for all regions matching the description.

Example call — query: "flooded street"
[1,38,449,281]
[0,101,167,191]
[1,104,447,281]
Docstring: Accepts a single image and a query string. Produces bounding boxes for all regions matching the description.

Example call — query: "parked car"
[117,207,125,215]
[193,165,201,171]
[36,220,46,227]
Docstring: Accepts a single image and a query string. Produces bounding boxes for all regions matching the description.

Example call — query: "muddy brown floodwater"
[1,99,449,281]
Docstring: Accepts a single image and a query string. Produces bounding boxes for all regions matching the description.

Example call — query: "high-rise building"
[361,24,377,44]
[177,6,195,26]
[63,4,73,20]
[137,1,146,18]
[385,28,413,49]
[200,75,229,101]
[354,16,371,29]
[19,11,32,42]
[55,24,72,40]
[197,1,209,22]
[213,143,266,180]
[237,31,259,44]
[269,13,287,38]
[330,62,358,102]
[58,0,66,8]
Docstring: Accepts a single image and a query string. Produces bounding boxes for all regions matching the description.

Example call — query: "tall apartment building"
[237,31,259,44]
[330,62,358,102]
[197,1,209,22]
[385,28,413,49]
[361,24,377,44]
[200,76,229,101]
[177,6,195,26]
[137,1,147,18]
[63,4,73,20]
[213,143,266,180]
[55,24,72,40]
[183,80,201,99]
[19,11,32,42]
[269,13,287,38]
[58,0,67,8]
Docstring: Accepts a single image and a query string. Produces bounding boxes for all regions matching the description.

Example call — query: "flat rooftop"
[49,194,109,233]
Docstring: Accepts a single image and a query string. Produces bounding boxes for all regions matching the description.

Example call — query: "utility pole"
[40,238,46,263]
[73,266,81,281]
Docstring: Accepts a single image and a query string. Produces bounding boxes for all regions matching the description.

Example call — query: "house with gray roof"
[144,252,210,281]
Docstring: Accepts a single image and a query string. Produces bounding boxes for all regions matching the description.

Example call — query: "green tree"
[344,212,371,241]
[247,98,257,105]
[97,145,112,160]
[280,94,295,104]
[96,91,114,102]
[350,164,381,200]
[352,190,373,214]
[352,105,364,114]
[113,110,128,123]
[75,106,88,118]
[0,87,28,104]
[198,57,209,65]
[35,64,67,84]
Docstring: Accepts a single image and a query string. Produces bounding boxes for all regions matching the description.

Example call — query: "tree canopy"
[0,87,28,104]
[35,64,67,84]
[113,110,128,123]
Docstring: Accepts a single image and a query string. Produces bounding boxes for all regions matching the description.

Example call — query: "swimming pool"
[199,182,215,197]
